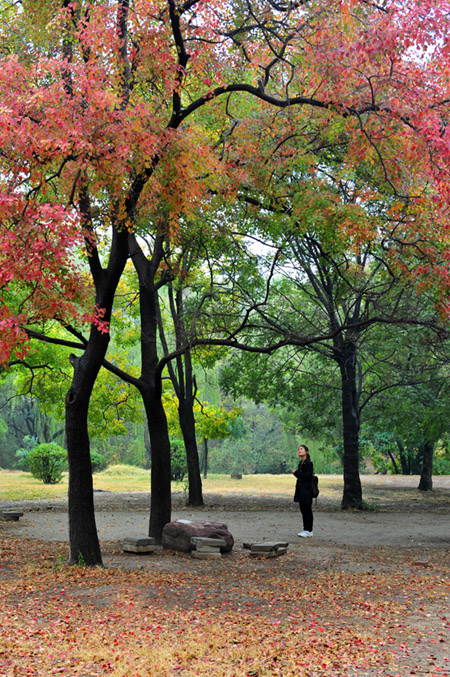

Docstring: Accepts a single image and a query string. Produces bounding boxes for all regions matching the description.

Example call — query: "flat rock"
[250,541,288,552]
[0,511,23,521]
[191,551,222,560]
[123,536,157,553]
[191,537,227,549]
[162,520,234,553]
[250,547,288,558]
[123,537,156,546]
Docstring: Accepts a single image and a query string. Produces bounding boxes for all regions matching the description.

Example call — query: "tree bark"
[160,284,204,506]
[337,341,363,509]
[66,356,103,566]
[144,419,151,470]
[143,385,172,541]
[203,436,209,478]
[131,234,173,541]
[418,440,434,491]
[65,211,129,565]
[178,399,204,506]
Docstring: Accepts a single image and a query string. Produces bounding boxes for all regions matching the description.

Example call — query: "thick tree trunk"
[65,214,129,566]
[418,440,434,491]
[338,342,363,509]
[66,350,105,566]
[144,386,172,542]
[178,399,203,506]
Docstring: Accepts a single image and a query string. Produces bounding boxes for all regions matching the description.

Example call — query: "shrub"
[27,443,67,484]
[14,435,39,471]
[171,443,187,482]
[90,451,108,473]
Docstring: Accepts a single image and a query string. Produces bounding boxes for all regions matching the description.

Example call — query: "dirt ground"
[1,477,449,675]
[1,475,449,571]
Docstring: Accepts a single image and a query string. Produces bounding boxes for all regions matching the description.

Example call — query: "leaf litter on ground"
[0,528,448,676]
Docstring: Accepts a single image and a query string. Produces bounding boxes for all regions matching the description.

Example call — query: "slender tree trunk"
[178,399,203,506]
[418,440,434,491]
[387,448,400,474]
[203,437,209,478]
[338,342,363,509]
[131,235,173,541]
[396,440,411,475]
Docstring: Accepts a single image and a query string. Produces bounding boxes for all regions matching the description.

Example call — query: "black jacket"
[293,457,314,503]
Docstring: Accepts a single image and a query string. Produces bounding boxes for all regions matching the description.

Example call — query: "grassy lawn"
[1,466,342,501]
[2,466,449,510]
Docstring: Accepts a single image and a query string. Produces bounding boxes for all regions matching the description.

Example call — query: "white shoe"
[298,530,313,538]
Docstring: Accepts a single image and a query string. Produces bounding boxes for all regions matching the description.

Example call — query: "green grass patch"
[1,467,340,500]
[0,469,69,501]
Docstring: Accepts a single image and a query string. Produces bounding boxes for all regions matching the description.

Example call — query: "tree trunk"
[144,385,172,542]
[131,235,173,542]
[178,399,203,506]
[418,440,434,491]
[396,440,411,475]
[65,213,129,566]
[338,342,363,509]
[144,419,151,470]
[66,351,104,566]
[203,437,209,478]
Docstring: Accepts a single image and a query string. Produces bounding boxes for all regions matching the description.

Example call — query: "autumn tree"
[2,0,450,560]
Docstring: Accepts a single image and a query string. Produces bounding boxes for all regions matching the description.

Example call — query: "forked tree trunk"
[65,215,129,566]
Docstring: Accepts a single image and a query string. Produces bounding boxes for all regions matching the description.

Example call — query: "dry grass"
[1,466,450,509]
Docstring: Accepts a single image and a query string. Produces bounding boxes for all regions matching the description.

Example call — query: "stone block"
[249,542,289,557]
[250,547,287,558]
[195,545,222,553]
[0,511,23,521]
[250,541,288,552]
[123,536,157,553]
[191,537,227,549]
[191,551,222,560]
[162,520,234,553]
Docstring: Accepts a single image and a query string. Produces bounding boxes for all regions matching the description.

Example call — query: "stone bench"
[162,519,234,553]
[0,511,24,522]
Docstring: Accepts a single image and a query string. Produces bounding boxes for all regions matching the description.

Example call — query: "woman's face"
[298,445,308,458]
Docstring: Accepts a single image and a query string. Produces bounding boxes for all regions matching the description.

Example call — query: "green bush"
[27,443,67,484]
[90,450,108,473]
[14,435,39,471]
[171,443,187,482]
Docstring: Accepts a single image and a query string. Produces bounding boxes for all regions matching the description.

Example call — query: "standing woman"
[292,444,314,538]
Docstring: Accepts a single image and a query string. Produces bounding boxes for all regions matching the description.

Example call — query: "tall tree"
[2,0,450,559]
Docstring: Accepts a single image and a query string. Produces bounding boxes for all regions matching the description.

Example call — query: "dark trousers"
[299,502,313,532]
